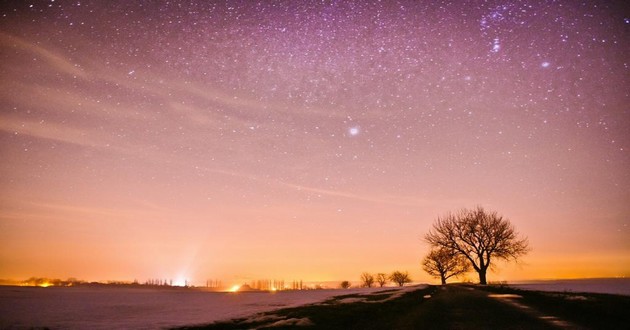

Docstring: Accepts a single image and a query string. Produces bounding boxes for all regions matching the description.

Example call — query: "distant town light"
[173,278,187,287]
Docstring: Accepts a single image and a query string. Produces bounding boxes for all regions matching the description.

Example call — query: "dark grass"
[174,285,554,330]
[476,284,630,329]
[405,286,554,330]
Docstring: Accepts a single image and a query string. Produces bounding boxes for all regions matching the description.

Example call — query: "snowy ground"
[2,279,627,329]
[508,278,630,296]
[0,285,417,329]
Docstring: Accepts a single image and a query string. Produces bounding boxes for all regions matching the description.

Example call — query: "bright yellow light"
[229,285,240,292]
[173,278,187,287]
[39,282,52,288]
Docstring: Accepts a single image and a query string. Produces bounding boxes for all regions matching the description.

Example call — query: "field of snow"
[2,279,627,329]
[0,285,416,329]
[508,278,630,296]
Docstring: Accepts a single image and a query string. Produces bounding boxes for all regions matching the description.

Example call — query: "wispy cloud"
[0,114,142,158]
[194,165,431,207]
[0,33,356,144]
[27,201,165,219]
[278,181,434,207]
[0,115,104,148]
[168,101,231,128]
[0,32,87,78]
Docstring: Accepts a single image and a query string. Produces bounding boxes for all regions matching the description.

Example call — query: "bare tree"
[422,248,470,285]
[425,206,529,285]
[389,271,411,287]
[340,280,351,289]
[376,273,388,287]
[360,272,375,288]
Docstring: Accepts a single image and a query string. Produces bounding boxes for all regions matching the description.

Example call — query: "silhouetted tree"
[425,206,530,285]
[360,272,375,288]
[422,248,470,285]
[376,273,388,287]
[389,271,411,287]
[340,280,351,289]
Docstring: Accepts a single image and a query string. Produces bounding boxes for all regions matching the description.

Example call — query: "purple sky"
[1,1,628,285]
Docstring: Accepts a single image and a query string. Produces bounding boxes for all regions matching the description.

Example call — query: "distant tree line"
[343,270,412,289]
[17,277,186,288]
[230,279,310,291]
[206,279,222,289]
[291,280,304,290]
[20,277,84,287]
[247,279,287,290]
[145,278,174,286]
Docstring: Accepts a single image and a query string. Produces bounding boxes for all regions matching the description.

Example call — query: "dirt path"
[477,288,583,329]
[407,285,558,329]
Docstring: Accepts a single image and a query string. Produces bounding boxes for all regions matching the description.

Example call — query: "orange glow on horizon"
[0,2,628,287]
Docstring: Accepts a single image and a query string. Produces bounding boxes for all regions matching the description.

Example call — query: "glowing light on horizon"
[229,285,241,292]
[173,278,187,287]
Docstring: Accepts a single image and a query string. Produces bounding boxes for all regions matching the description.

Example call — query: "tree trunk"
[478,269,487,285]
[440,275,446,285]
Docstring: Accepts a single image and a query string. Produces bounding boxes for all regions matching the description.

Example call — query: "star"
[491,38,501,53]
[348,126,360,136]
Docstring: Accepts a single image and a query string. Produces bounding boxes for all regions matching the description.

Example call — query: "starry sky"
[1,1,628,285]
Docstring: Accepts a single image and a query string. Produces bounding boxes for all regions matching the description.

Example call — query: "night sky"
[1,1,628,285]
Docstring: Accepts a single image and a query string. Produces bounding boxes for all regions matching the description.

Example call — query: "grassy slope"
[476,285,630,329]
[176,285,553,329]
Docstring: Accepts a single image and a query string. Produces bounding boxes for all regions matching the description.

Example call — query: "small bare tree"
[389,271,411,287]
[340,280,351,289]
[425,206,529,285]
[360,272,375,288]
[376,273,388,287]
[422,248,470,285]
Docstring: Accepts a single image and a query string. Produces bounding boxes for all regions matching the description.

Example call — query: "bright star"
[541,62,550,68]
[348,126,360,136]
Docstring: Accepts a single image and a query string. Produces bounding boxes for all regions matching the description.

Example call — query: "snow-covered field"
[0,286,416,329]
[508,278,630,296]
[2,279,627,329]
